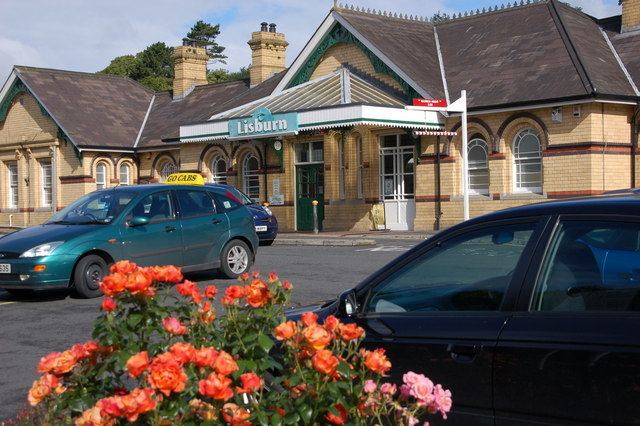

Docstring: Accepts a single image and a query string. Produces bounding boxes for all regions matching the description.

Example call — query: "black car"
[289,193,640,425]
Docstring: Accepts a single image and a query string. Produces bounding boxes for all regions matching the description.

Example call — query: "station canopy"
[179,67,445,143]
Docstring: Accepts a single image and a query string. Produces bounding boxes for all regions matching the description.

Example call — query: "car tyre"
[220,240,252,279]
[73,254,107,299]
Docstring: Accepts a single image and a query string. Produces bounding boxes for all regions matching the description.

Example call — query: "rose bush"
[21,261,451,425]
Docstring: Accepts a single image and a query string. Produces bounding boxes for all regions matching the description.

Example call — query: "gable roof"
[611,32,640,93]
[14,66,153,149]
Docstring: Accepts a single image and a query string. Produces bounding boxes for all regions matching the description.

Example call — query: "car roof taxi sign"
[165,173,205,185]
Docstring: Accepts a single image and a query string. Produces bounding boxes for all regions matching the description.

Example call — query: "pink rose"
[403,371,421,386]
[380,382,397,396]
[432,384,452,418]
[363,379,377,393]
[410,375,434,403]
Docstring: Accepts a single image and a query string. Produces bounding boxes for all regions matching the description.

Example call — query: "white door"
[380,135,416,231]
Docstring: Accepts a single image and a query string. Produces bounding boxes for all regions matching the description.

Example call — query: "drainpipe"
[263,140,268,204]
[632,103,640,188]
[435,136,442,231]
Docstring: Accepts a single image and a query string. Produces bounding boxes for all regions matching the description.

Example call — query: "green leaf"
[297,405,313,424]
[256,412,269,426]
[271,413,283,426]
[284,412,300,424]
[127,312,143,327]
[257,334,274,352]
[337,362,351,378]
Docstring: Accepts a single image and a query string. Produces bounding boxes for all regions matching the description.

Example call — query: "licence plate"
[255,226,268,232]
[0,264,11,274]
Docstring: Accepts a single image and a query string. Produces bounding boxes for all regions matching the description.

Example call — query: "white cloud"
[567,0,620,17]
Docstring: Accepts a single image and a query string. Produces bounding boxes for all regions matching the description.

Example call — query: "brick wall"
[623,0,640,31]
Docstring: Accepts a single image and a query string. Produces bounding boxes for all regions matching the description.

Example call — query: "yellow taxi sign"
[165,173,205,185]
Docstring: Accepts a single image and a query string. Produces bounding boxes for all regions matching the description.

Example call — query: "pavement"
[273,230,434,246]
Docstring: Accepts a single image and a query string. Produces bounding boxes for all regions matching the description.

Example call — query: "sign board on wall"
[228,107,298,140]
[269,178,284,205]
[412,98,448,109]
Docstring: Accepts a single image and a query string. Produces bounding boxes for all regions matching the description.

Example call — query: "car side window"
[364,222,537,313]
[532,220,640,312]
[210,191,242,212]
[129,191,174,224]
[177,189,215,218]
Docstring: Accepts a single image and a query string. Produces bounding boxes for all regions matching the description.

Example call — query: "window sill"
[451,194,492,201]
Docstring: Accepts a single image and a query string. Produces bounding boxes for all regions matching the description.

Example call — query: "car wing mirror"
[129,216,149,227]
[338,289,358,317]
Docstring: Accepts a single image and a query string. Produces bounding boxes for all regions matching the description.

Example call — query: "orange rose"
[236,372,263,394]
[147,353,187,396]
[100,272,127,296]
[303,324,332,351]
[169,343,195,365]
[282,280,292,290]
[267,272,278,282]
[101,297,117,312]
[199,302,216,324]
[204,285,218,299]
[274,321,297,341]
[245,279,271,308]
[239,272,250,282]
[175,280,202,304]
[324,404,348,425]
[221,285,246,305]
[146,265,183,283]
[110,260,138,274]
[189,399,217,421]
[162,317,188,336]
[126,351,150,378]
[252,271,260,279]
[28,374,59,406]
[49,350,77,375]
[311,349,339,376]
[323,315,341,332]
[125,270,154,296]
[301,312,318,327]
[118,388,158,422]
[222,403,251,426]
[198,372,233,401]
[339,323,364,341]
[75,405,115,426]
[96,395,122,418]
[193,346,219,368]
[363,348,391,375]
[214,351,239,376]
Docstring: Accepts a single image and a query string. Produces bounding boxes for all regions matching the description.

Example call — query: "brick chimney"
[172,38,208,98]
[622,0,640,33]
[248,22,288,87]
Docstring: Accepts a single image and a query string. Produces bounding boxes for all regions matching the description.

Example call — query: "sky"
[0,0,622,85]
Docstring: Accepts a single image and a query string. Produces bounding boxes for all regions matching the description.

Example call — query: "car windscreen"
[47,191,137,225]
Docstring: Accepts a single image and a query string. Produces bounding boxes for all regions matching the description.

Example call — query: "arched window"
[243,154,260,201]
[210,155,228,184]
[119,163,131,186]
[96,162,107,190]
[468,138,489,195]
[159,160,177,181]
[513,129,542,192]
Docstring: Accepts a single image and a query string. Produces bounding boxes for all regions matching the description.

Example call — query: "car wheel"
[73,254,107,298]
[261,239,275,246]
[220,240,252,279]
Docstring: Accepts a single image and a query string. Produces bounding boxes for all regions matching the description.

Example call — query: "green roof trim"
[287,22,420,100]
[0,80,28,122]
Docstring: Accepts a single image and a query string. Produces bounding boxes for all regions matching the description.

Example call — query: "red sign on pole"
[412,98,448,108]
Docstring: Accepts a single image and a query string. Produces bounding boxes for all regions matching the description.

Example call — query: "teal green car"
[0,183,259,298]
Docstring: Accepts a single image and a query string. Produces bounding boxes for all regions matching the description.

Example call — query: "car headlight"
[20,241,64,258]
[263,206,273,216]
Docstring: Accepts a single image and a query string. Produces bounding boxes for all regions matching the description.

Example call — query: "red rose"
[101,297,117,312]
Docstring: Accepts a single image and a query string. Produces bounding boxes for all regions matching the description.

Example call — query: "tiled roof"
[15,66,153,149]
[612,32,640,92]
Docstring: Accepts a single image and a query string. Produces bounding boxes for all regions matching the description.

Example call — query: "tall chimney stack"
[248,22,288,87]
[622,0,640,33]
[172,38,209,98]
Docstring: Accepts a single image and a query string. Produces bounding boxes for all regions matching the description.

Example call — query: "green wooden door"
[296,164,324,231]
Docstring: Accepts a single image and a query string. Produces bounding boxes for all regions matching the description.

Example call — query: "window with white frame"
[41,160,52,207]
[243,154,260,201]
[210,155,228,184]
[513,129,542,193]
[119,163,131,186]
[159,160,177,181]
[356,136,364,199]
[338,137,346,199]
[468,138,489,195]
[295,141,323,164]
[96,163,107,190]
[7,162,18,208]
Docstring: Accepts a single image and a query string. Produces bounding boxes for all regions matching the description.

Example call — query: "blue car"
[213,185,278,246]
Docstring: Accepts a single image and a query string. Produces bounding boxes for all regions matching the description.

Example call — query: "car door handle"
[212,219,223,224]
[165,226,176,233]
[447,344,480,362]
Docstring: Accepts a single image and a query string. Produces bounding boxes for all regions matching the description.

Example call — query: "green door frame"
[296,163,324,231]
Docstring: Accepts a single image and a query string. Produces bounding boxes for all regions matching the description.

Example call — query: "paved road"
[0,239,418,421]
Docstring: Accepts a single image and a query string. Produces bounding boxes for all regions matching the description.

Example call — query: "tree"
[187,20,227,64]
[101,55,138,78]
[430,11,451,23]
[207,66,250,84]
[131,42,174,81]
